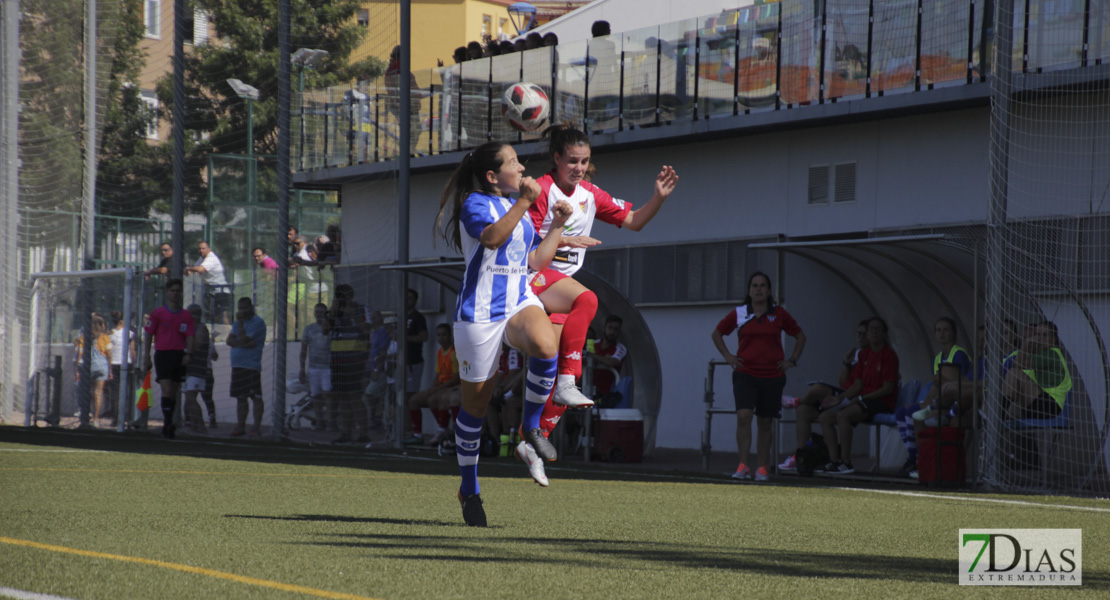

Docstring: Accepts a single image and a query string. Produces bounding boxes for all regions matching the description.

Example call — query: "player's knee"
[572,289,598,315]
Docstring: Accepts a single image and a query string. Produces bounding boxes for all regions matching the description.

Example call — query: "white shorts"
[307,367,331,396]
[453,297,544,383]
[183,376,205,392]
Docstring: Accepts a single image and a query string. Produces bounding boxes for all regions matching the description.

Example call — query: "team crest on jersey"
[506,236,526,263]
[768,315,776,322]
[461,360,470,375]
[533,273,546,288]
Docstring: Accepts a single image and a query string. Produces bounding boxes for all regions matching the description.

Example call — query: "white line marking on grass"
[833,487,1110,513]
[0,587,79,600]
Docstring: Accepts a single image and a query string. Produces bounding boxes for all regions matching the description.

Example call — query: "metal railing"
[289,0,1105,171]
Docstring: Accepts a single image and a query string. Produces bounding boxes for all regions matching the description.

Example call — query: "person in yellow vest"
[1003,321,1071,420]
[895,317,974,478]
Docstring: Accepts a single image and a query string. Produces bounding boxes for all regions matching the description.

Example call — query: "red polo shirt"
[716,305,801,379]
[855,344,900,409]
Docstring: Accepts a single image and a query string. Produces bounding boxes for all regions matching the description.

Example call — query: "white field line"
[0,587,79,600]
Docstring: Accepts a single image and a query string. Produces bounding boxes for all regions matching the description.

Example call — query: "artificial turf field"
[0,427,1107,599]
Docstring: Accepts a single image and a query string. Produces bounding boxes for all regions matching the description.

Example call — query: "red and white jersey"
[591,340,627,395]
[529,173,632,276]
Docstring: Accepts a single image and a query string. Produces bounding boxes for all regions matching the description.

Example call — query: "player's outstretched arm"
[623,166,678,231]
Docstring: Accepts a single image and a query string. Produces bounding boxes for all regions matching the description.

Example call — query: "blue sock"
[522,356,557,431]
[455,409,483,497]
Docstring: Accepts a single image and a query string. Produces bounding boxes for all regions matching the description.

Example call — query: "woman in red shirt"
[712,272,806,482]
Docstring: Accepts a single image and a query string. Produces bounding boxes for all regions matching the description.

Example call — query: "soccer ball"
[501,82,550,132]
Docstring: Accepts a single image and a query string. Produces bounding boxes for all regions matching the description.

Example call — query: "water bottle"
[499,434,510,456]
[781,395,798,408]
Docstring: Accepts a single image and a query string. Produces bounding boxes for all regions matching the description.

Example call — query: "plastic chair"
[869,380,920,471]
[1002,392,1072,487]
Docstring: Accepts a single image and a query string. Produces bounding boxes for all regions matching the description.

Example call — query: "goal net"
[981,0,1110,494]
[22,270,140,431]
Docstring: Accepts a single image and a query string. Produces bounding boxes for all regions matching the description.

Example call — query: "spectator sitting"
[453,46,468,64]
[525,32,543,50]
[590,314,627,399]
[144,242,173,280]
[779,319,869,473]
[542,32,558,47]
[485,343,524,454]
[499,40,515,55]
[591,20,611,38]
[1001,321,1071,420]
[405,323,461,447]
[184,241,230,325]
[817,316,900,474]
[513,39,526,53]
[893,316,973,478]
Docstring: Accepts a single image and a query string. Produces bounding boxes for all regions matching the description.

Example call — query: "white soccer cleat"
[553,380,594,408]
[515,441,550,487]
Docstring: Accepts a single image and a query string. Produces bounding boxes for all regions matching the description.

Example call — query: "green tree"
[156,0,385,209]
[97,0,166,224]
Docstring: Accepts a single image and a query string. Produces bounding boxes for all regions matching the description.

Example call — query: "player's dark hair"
[543,123,590,163]
[936,316,958,336]
[605,314,623,326]
[110,310,123,324]
[742,271,776,309]
[436,322,451,333]
[436,142,509,252]
[166,278,183,290]
[252,246,266,255]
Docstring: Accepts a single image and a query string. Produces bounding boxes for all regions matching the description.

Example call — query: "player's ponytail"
[542,123,590,162]
[436,142,508,251]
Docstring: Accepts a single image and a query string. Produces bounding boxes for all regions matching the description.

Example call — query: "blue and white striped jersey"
[454,192,541,323]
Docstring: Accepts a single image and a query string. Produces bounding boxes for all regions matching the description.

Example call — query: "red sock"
[432,409,450,428]
[409,409,423,434]
[560,290,598,378]
[539,396,568,438]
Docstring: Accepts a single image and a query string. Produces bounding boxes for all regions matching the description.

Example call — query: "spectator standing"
[252,247,279,277]
[225,297,267,436]
[76,315,113,429]
[779,319,868,473]
[145,243,173,280]
[362,310,392,431]
[181,304,212,435]
[300,303,333,431]
[104,311,136,427]
[712,272,806,482]
[590,314,627,397]
[184,241,230,325]
[404,288,429,401]
[817,317,900,474]
[329,284,370,444]
[142,279,195,439]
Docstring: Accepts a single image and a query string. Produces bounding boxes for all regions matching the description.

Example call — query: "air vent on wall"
[807,165,829,204]
[834,162,856,203]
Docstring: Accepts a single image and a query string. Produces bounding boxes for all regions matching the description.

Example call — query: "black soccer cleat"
[521,428,557,462]
[457,490,487,527]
